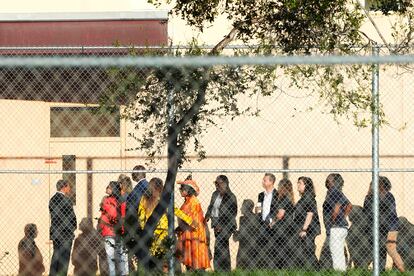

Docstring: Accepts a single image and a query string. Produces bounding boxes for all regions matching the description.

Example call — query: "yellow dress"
[138,197,192,257]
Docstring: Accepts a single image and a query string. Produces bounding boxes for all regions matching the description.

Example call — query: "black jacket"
[49,192,77,241]
[257,189,278,223]
[206,190,238,234]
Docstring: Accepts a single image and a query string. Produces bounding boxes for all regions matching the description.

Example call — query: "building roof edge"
[0,11,169,22]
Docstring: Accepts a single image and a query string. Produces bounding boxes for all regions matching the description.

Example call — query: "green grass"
[130,267,413,275]
[182,269,414,276]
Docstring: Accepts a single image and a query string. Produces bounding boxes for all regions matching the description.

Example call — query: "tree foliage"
[369,0,412,15]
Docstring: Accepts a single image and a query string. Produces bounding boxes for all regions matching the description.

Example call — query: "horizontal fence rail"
[0,51,413,276]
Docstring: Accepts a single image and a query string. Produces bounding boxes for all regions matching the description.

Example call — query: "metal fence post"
[282,155,290,180]
[167,81,176,276]
[371,44,380,276]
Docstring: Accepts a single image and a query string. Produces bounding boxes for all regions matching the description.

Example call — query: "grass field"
[179,269,413,275]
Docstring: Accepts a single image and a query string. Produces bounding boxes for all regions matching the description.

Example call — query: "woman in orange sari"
[176,177,211,271]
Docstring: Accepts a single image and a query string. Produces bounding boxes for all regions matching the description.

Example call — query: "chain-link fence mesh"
[0,49,413,275]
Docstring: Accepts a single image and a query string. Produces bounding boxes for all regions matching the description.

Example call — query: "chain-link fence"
[0,48,413,275]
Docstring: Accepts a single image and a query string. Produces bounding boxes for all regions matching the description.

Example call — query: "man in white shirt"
[205,175,237,272]
[255,173,279,269]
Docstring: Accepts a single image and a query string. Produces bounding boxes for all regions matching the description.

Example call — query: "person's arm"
[49,195,60,225]
[229,193,238,219]
[174,207,195,228]
[204,192,215,223]
[332,203,341,221]
[299,212,314,237]
[268,208,285,228]
[344,203,353,217]
[67,198,77,232]
[331,190,345,221]
[274,196,287,221]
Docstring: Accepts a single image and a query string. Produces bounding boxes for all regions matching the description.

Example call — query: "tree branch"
[176,79,208,133]
[355,0,392,51]
[210,26,240,55]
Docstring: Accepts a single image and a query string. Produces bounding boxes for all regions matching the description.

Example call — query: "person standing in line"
[98,181,128,276]
[125,165,149,256]
[292,176,321,270]
[270,178,295,269]
[49,179,77,276]
[18,223,45,276]
[363,176,405,272]
[118,174,135,271]
[255,173,278,270]
[205,175,237,272]
[322,173,352,271]
[119,174,133,197]
[175,176,211,271]
[127,165,149,213]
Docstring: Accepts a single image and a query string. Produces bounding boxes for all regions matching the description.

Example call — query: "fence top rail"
[0,54,413,67]
[0,168,414,174]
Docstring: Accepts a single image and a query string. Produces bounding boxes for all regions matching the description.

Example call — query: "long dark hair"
[278,179,294,203]
[298,176,316,197]
[108,181,121,201]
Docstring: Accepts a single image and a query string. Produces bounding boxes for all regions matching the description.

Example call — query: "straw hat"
[177,179,200,196]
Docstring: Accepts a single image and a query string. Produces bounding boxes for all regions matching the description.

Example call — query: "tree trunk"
[139,123,178,270]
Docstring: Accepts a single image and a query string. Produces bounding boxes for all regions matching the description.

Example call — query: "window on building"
[50,106,120,137]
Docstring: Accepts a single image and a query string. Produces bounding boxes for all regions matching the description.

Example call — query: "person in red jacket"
[98,181,129,276]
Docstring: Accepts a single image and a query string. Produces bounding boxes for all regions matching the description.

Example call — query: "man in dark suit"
[205,175,238,272]
[125,165,149,261]
[49,179,77,276]
[256,173,278,269]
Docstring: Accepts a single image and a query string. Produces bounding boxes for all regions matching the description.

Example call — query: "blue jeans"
[50,239,73,276]
[104,237,129,276]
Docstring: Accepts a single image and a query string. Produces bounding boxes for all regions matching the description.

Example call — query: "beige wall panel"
[0,100,49,157]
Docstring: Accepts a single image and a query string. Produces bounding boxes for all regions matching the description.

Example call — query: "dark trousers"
[293,235,319,270]
[319,238,332,269]
[256,225,277,270]
[50,239,73,276]
[273,229,295,269]
[214,230,232,271]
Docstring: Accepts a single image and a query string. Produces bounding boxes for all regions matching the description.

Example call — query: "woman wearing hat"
[175,176,211,271]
